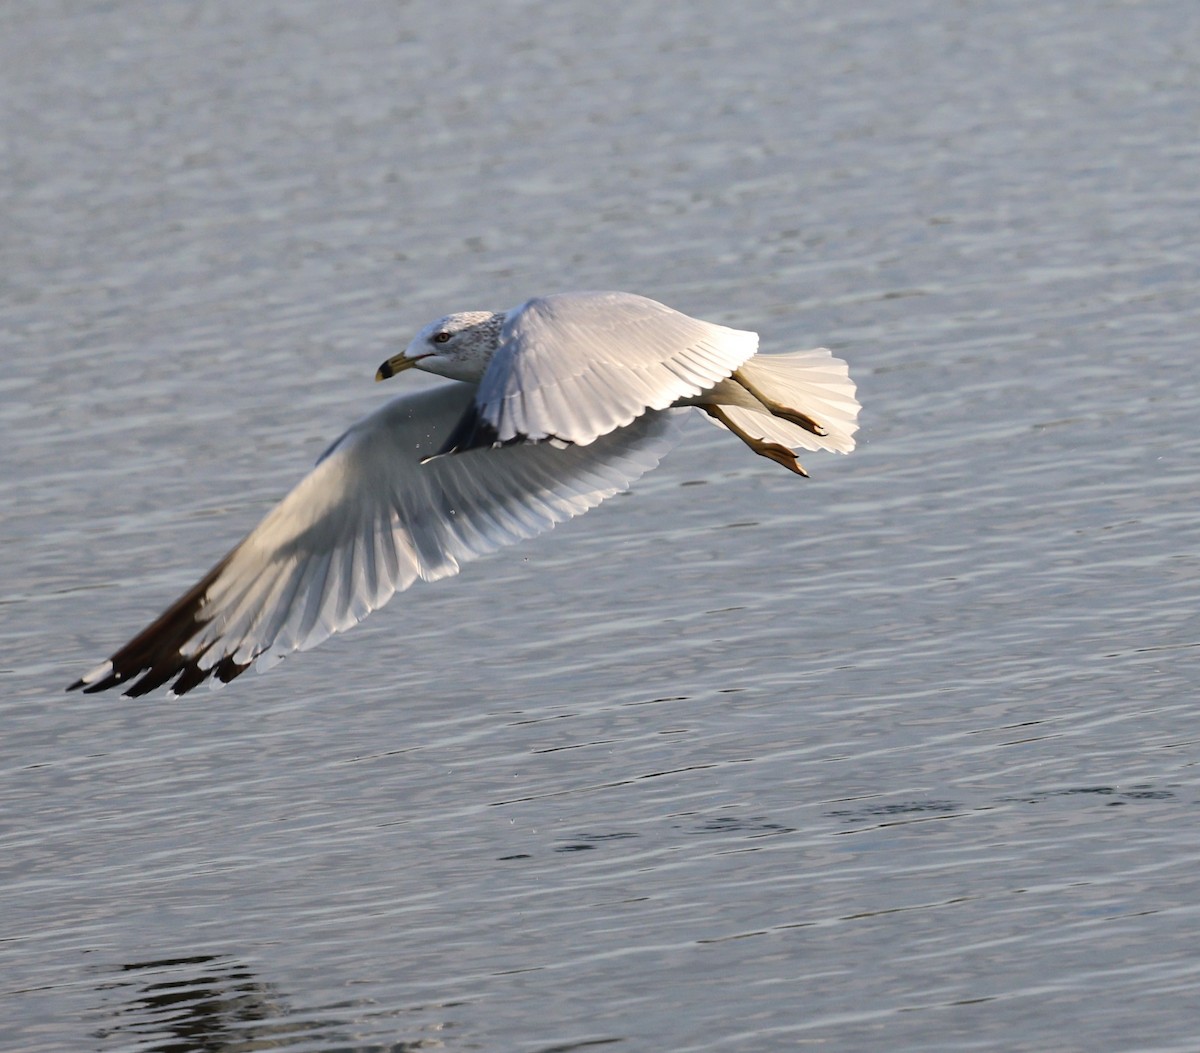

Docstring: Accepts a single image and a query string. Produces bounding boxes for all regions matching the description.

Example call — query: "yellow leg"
[732,370,828,437]
[703,405,809,477]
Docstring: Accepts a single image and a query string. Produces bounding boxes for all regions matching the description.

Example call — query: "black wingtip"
[66,549,241,698]
[67,669,126,695]
[433,402,503,459]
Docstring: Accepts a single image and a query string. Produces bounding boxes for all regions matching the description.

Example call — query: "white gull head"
[378,310,504,383]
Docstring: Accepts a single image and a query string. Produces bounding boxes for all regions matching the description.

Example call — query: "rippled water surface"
[4,2,1200,1050]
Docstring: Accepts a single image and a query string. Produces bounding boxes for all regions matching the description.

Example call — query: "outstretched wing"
[440,291,758,453]
[70,382,679,697]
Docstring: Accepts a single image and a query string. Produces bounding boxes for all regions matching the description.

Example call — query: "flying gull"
[69,291,860,697]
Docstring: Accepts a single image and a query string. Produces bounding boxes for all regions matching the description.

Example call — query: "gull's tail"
[697,348,860,476]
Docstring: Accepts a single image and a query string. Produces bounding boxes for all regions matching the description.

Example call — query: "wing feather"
[474,291,758,446]
[70,382,679,696]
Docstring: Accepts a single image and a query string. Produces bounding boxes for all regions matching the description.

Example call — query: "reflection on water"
[91,956,442,1053]
[93,955,299,1052]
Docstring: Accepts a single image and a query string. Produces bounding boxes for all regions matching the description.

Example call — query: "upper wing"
[447,291,758,450]
[70,382,679,697]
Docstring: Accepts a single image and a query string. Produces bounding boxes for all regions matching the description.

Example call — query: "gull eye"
[432,331,452,344]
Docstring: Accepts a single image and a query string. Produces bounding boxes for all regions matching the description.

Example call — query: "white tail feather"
[702,348,860,454]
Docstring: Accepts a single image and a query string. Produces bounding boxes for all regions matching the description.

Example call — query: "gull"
[69,291,860,697]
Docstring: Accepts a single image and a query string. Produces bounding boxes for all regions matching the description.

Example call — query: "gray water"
[3,1,1199,1050]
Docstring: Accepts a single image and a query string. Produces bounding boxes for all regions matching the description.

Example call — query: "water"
[3,1,1199,1050]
